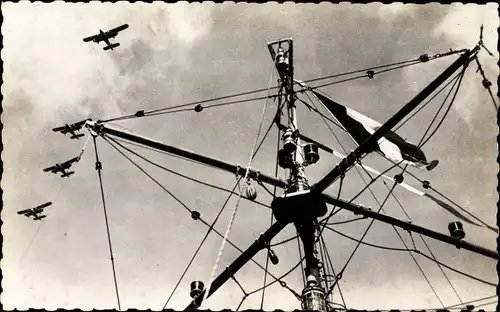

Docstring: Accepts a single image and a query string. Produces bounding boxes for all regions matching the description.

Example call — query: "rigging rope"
[102,98,295,307]
[202,65,275,306]
[93,137,122,311]
[161,180,242,309]
[103,136,294,303]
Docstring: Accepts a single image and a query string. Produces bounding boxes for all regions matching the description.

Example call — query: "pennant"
[311,90,439,171]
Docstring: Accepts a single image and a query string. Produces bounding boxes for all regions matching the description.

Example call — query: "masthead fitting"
[282,128,296,153]
[278,148,294,169]
[275,48,289,74]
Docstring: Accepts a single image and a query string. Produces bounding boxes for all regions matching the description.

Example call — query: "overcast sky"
[2,2,498,311]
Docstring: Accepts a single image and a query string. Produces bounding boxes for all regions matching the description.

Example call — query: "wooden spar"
[311,47,478,194]
[90,122,288,189]
[185,221,289,310]
[322,193,498,260]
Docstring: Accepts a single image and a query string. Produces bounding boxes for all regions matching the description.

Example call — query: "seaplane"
[43,156,80,178]
[52,119,90,140]
[17,202,52,221]
[83,24,129,51]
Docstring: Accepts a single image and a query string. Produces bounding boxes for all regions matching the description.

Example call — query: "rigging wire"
[232,275,250,311]
[419,67,467,147]
[83,47,488,308]
[18,135,93,264]
[99,50,461,124]
[105,136,272,210]
[393,70,464,133]
[366,164,466,304]
[322,225,496,287]
[325,217,367,226]
[246,256,306,297]
[93,137,122,311]
[260,97,283,310]
[103,136,299,308]
[474,57,498,112]
[297,230,306,286]
[444,295,498,309]
[160,180,242,309]
[310,60,421,90]
[102,84,291,308]
[102,135,303,302]
[350,66,467,305]
[317,227,347,308]
[202,65,275,306]
[321,64,469,304]
[316,61,468,229]
[269,234,300,247]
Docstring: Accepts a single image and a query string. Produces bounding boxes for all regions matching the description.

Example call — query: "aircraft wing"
[108,24,129,35]
[37,202,53,209]
[62,157,80,167]
[43,165,58,172]
[72,119,89,128]
[83,34,100,42]
[17,209,32,215]
[52,125,66,132]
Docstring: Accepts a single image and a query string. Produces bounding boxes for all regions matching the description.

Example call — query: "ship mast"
[267,38,327,311]
[82,40,496,311]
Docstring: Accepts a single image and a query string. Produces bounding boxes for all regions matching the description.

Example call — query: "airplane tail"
[62,171,75,178]
[71,133,85,140]
[104,43,120,51]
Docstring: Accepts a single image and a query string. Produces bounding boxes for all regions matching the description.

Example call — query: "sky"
[1,2,499,311]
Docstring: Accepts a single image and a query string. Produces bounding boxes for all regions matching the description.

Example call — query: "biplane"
[43,156,80,178]
[17,202,52,221]
[52,119,90,140]
[83,24,129,51]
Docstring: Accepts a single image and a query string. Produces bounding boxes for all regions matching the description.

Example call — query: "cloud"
[433,3,499,128]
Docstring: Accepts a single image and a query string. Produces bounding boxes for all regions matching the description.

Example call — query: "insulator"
[245,183,257,201]
[194,104,203,112]
[304,143,320,165]
[419,54,430,62]
[366,70,375,79]
[190,281,204,299]
[394,174,404,184]
[135,110,145,117]
[422,180,430,189]
[278,148,294,169]
[191,210,201,220]
[482,79,492,88]
[282,129,296,153]
[267,248,279,265]
[276,48,289,74]
[448,221,465,240]
[466,304,475,311]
